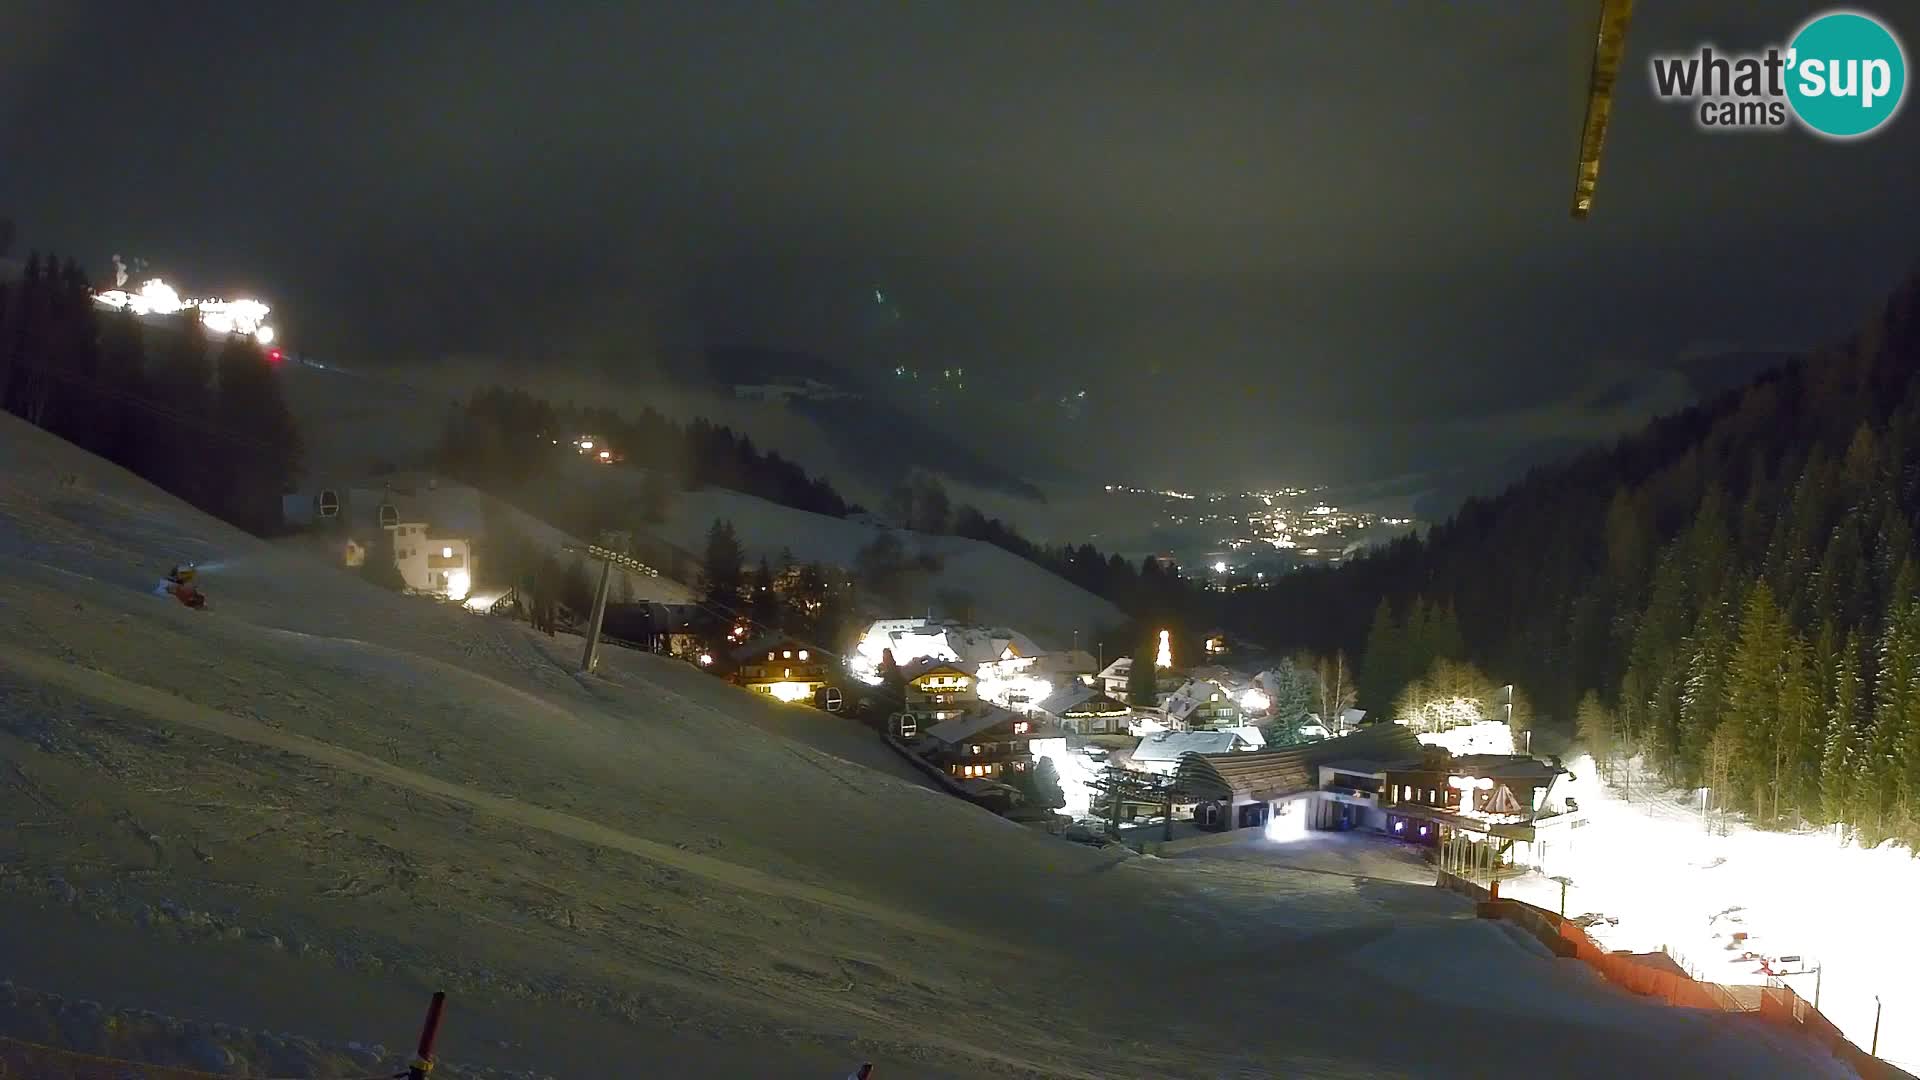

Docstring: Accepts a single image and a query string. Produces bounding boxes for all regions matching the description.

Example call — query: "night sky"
[4,1,1917,500]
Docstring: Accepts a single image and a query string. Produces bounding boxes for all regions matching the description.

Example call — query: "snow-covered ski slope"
[0,413,1856,1077]
[644,484,1126,649]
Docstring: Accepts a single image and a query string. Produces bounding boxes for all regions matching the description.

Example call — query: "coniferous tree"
[640,467,674,524]
[1126,631,1161,707]
[1862,597,1920,842]
[1821,630,1863,828]
[360,530,409,592]
[210,334,301,533]
[1026,756,1067,811]
[748,556,780,632]
[560,557,595,616]
[1260,658,1316,745]
[146,313,215,507]
[93,305,150,469]
[1357,599,1403,712]
[1721,581,1786,815]
[1577,690,1616,778]
[700,518,745,613]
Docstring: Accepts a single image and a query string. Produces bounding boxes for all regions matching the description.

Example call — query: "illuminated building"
[1030,684,1133,737]
[898,658,978,728]
[918,706,1052,781]
[730,635,831,705]
[1160,679,1241,731]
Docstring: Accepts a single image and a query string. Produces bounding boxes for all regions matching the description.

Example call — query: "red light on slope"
[267,349,283,364]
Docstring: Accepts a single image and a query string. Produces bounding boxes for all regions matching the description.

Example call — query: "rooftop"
[1176,724,1424,801]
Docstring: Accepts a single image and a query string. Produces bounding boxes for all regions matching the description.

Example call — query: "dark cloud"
[4,1,1917,504]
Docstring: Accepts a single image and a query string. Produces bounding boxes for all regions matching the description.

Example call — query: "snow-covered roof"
[1097,657,1132,681]
[865,619,1044,668]
[921,707,1023,747]
[1222,725,1267,750]
[1176,725,1425,801]
[1162,679,1235,721]
[1320,758,1393,776]
[1033,648,1098,676]
[898,657,976,682]
[1131,730,1250,763]
[1033,683,1130,717]
[731,634,823,664]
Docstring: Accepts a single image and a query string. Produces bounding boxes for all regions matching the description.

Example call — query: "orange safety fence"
[1477,898,1896,1078]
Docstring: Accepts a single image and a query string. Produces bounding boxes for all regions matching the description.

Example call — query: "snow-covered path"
[0,413,1862,1077]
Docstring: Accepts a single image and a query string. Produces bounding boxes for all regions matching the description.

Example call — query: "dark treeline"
[1249,270,1920,846]
[884,468,1200,618]
[437,386,856,518]
[443,388,1201,620]
[0,251,301,535]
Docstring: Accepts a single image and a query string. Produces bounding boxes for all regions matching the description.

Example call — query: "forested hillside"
[0,252,301,534]
[1246,269,1920,846]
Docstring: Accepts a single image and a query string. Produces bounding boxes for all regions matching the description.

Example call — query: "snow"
[646,485,1127,650]
[1501,754,1920,1072]
[1410,719,1517,756]
[0,412,1861,1077]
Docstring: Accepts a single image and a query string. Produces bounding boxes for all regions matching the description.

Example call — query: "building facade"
[733,636,831,703]
[900,660,978,726]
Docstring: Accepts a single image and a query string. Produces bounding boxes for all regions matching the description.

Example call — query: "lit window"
[441,546,452,558]
[784,668,791,678]
[1013,721,1030,734]
[783,650,792,658]
[798,650,809,661]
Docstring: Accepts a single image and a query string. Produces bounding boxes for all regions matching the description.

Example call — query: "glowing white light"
[579,440,594,449]
[1239,687,1270,712]
[1156,629,1172,669]
[1265,801,1309,843]
[1212,561,1228,574]
[93,278,276,344]
[445,569,471,602]
[797,649,809,661]
[977,673,1053,709]
[697,653,713,666]
[441,546,453,559]
[767,681,813,703]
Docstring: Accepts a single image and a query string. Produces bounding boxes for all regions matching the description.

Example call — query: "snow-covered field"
[1503,754,1919,1071]
[0,412,1861,1077]
[645,485,1127,649]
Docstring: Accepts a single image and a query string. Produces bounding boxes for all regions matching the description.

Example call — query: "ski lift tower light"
[565,540,664,674]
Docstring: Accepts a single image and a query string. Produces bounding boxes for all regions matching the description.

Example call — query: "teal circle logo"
[1786,11,1907,138]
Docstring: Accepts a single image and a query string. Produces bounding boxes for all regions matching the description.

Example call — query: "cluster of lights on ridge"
[92,276,277,346]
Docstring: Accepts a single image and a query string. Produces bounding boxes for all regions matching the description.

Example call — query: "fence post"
[410,991,447,1079]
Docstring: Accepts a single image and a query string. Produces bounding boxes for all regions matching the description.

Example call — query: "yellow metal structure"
[1572,0,1636,219]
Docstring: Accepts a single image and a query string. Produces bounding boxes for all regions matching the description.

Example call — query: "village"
[272,458,1584,902]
